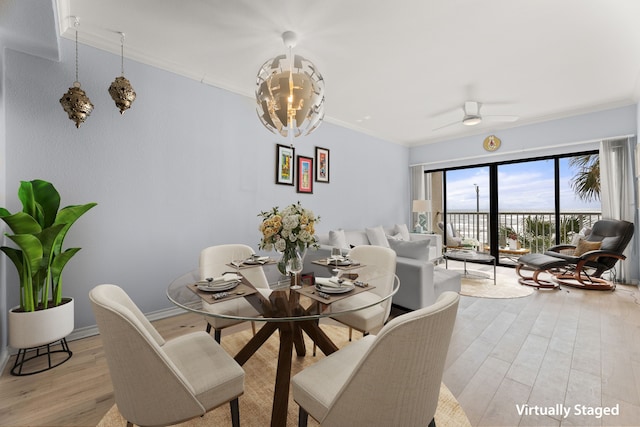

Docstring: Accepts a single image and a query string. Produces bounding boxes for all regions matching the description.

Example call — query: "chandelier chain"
[74,27,79,83]
[120,33,125,76]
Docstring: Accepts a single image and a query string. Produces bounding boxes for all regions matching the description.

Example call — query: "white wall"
[2,40,408,332]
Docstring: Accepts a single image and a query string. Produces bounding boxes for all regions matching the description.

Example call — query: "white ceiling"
[57,0,640,146]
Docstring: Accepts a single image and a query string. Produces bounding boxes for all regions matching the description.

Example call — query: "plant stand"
[11,338,73,376]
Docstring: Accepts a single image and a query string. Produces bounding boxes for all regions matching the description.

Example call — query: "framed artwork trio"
[275,144,330,194]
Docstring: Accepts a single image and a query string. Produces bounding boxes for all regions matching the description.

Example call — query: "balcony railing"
[445,211,602,254]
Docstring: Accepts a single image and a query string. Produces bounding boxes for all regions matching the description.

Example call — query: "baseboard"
[0,348,8,375]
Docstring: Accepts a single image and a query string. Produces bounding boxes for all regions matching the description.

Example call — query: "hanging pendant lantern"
[256,31,325,138]
[59,17,93,128]
[109,32,136,114]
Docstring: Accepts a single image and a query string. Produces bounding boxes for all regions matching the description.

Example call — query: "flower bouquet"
[258,202,320,275]
[461,238,479,250]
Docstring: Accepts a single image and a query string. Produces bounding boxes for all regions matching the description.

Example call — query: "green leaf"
[17,181,37,221]
[0,247,25,275]
[31,179,61,228]
[50,248,81,305]
[52,203,97,253]
[7,234,43,273]
[0,211,42,235]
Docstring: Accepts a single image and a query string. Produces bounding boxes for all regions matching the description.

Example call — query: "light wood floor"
[1,264,639,427]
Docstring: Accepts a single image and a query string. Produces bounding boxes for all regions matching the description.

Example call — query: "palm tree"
[569,154,600,202]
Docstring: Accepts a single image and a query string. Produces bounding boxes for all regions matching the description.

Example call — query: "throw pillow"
[328,229,348,249]
[365,225,391,248]
[574,238,601,257]
[394,223,411,240]
[386,232,404,241]
[388,239,430,260]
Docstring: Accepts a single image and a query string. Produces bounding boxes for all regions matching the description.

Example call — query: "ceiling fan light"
[462,115,482,126]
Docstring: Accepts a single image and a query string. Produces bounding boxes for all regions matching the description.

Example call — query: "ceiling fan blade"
[484,115,519,122]
[432,120,461,131]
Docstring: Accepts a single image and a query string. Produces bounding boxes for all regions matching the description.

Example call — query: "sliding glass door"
[428,151,601,266]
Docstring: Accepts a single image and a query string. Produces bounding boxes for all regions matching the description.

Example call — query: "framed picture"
[275,144,295,185]
[315,146,330,183]
[296,155,313,194]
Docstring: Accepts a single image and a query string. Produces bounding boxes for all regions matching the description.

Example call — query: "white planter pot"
[507,239,518,250]
[8,298,74,349]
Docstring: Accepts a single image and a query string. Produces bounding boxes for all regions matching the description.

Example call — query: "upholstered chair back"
[90,284,207,426]
[585,219,634,269]
[348,245,397,320]
[200,244,269,289]
[323,291,459,426]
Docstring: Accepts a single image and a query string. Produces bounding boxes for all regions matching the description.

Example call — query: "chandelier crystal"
[59,17,94,128]
[256,31,325,138]
[108,32,136,114]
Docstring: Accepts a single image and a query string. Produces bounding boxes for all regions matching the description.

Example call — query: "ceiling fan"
[433,101,519,131]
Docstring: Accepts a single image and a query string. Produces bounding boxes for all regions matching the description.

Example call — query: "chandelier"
[59,17,94,128]
[256,31,325,138]
[108,32,136,114]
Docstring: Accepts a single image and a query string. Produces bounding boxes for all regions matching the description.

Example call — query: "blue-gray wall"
[1,39,408,346]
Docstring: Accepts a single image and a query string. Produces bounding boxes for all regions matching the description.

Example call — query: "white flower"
[274,238,286,252]
[282,215,299,230]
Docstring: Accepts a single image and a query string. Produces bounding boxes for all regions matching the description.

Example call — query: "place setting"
[188,273,258,302]
[227,254,275,269]
[296,273,373,303]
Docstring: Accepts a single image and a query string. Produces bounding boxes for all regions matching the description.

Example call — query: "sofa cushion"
[386,232,404,241]
[388,238,430,260]
[394,224,411,241]
[345,230,370,246]
[328,229,348,249]
[365,226,390,248]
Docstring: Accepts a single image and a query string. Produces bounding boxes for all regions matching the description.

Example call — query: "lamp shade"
[412,200,431,212]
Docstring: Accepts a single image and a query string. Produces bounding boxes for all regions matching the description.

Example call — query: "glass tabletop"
[167,262,399,323]
[444,249,495,263]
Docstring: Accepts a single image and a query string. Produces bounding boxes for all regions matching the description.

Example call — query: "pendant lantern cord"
[74,20,79,84]
[120,33,125,76]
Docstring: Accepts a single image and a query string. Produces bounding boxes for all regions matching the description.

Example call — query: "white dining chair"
[89,284,245,427]
[200,244,270,342]
[329,245,397,340]
[292,291,460,427]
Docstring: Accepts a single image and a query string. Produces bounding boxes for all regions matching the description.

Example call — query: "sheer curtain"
[599,137,638,284]
[410,165,425,229]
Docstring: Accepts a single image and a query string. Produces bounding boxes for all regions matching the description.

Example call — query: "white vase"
[507,239,518,250]
[9,298,74,349]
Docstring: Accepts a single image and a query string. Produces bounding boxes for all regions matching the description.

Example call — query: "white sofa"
[302,225,461,311]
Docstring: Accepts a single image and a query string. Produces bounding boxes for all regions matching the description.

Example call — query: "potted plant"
[0,179,96,358]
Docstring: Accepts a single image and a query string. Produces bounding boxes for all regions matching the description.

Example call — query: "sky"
[445,157,601,212]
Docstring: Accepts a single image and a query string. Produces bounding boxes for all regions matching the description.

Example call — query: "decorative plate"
[483,135,501,152]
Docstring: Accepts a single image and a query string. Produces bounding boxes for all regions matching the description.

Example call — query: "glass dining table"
[167,261,399,427]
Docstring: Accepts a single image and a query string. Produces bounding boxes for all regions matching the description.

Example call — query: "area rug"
[460,269,534,298]
[97,325,471,427]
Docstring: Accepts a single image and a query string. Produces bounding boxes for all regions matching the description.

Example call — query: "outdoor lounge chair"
[544,218,634,290]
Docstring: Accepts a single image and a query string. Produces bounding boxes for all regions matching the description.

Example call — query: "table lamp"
[412,200,431,233]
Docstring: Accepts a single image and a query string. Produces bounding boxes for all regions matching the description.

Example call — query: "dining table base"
[234,310,339,427]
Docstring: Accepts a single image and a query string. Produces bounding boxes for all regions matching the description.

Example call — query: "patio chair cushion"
[574,239,601,256]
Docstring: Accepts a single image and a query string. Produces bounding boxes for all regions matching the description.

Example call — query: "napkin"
[316,277,352,288]
[199,273,240,285]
